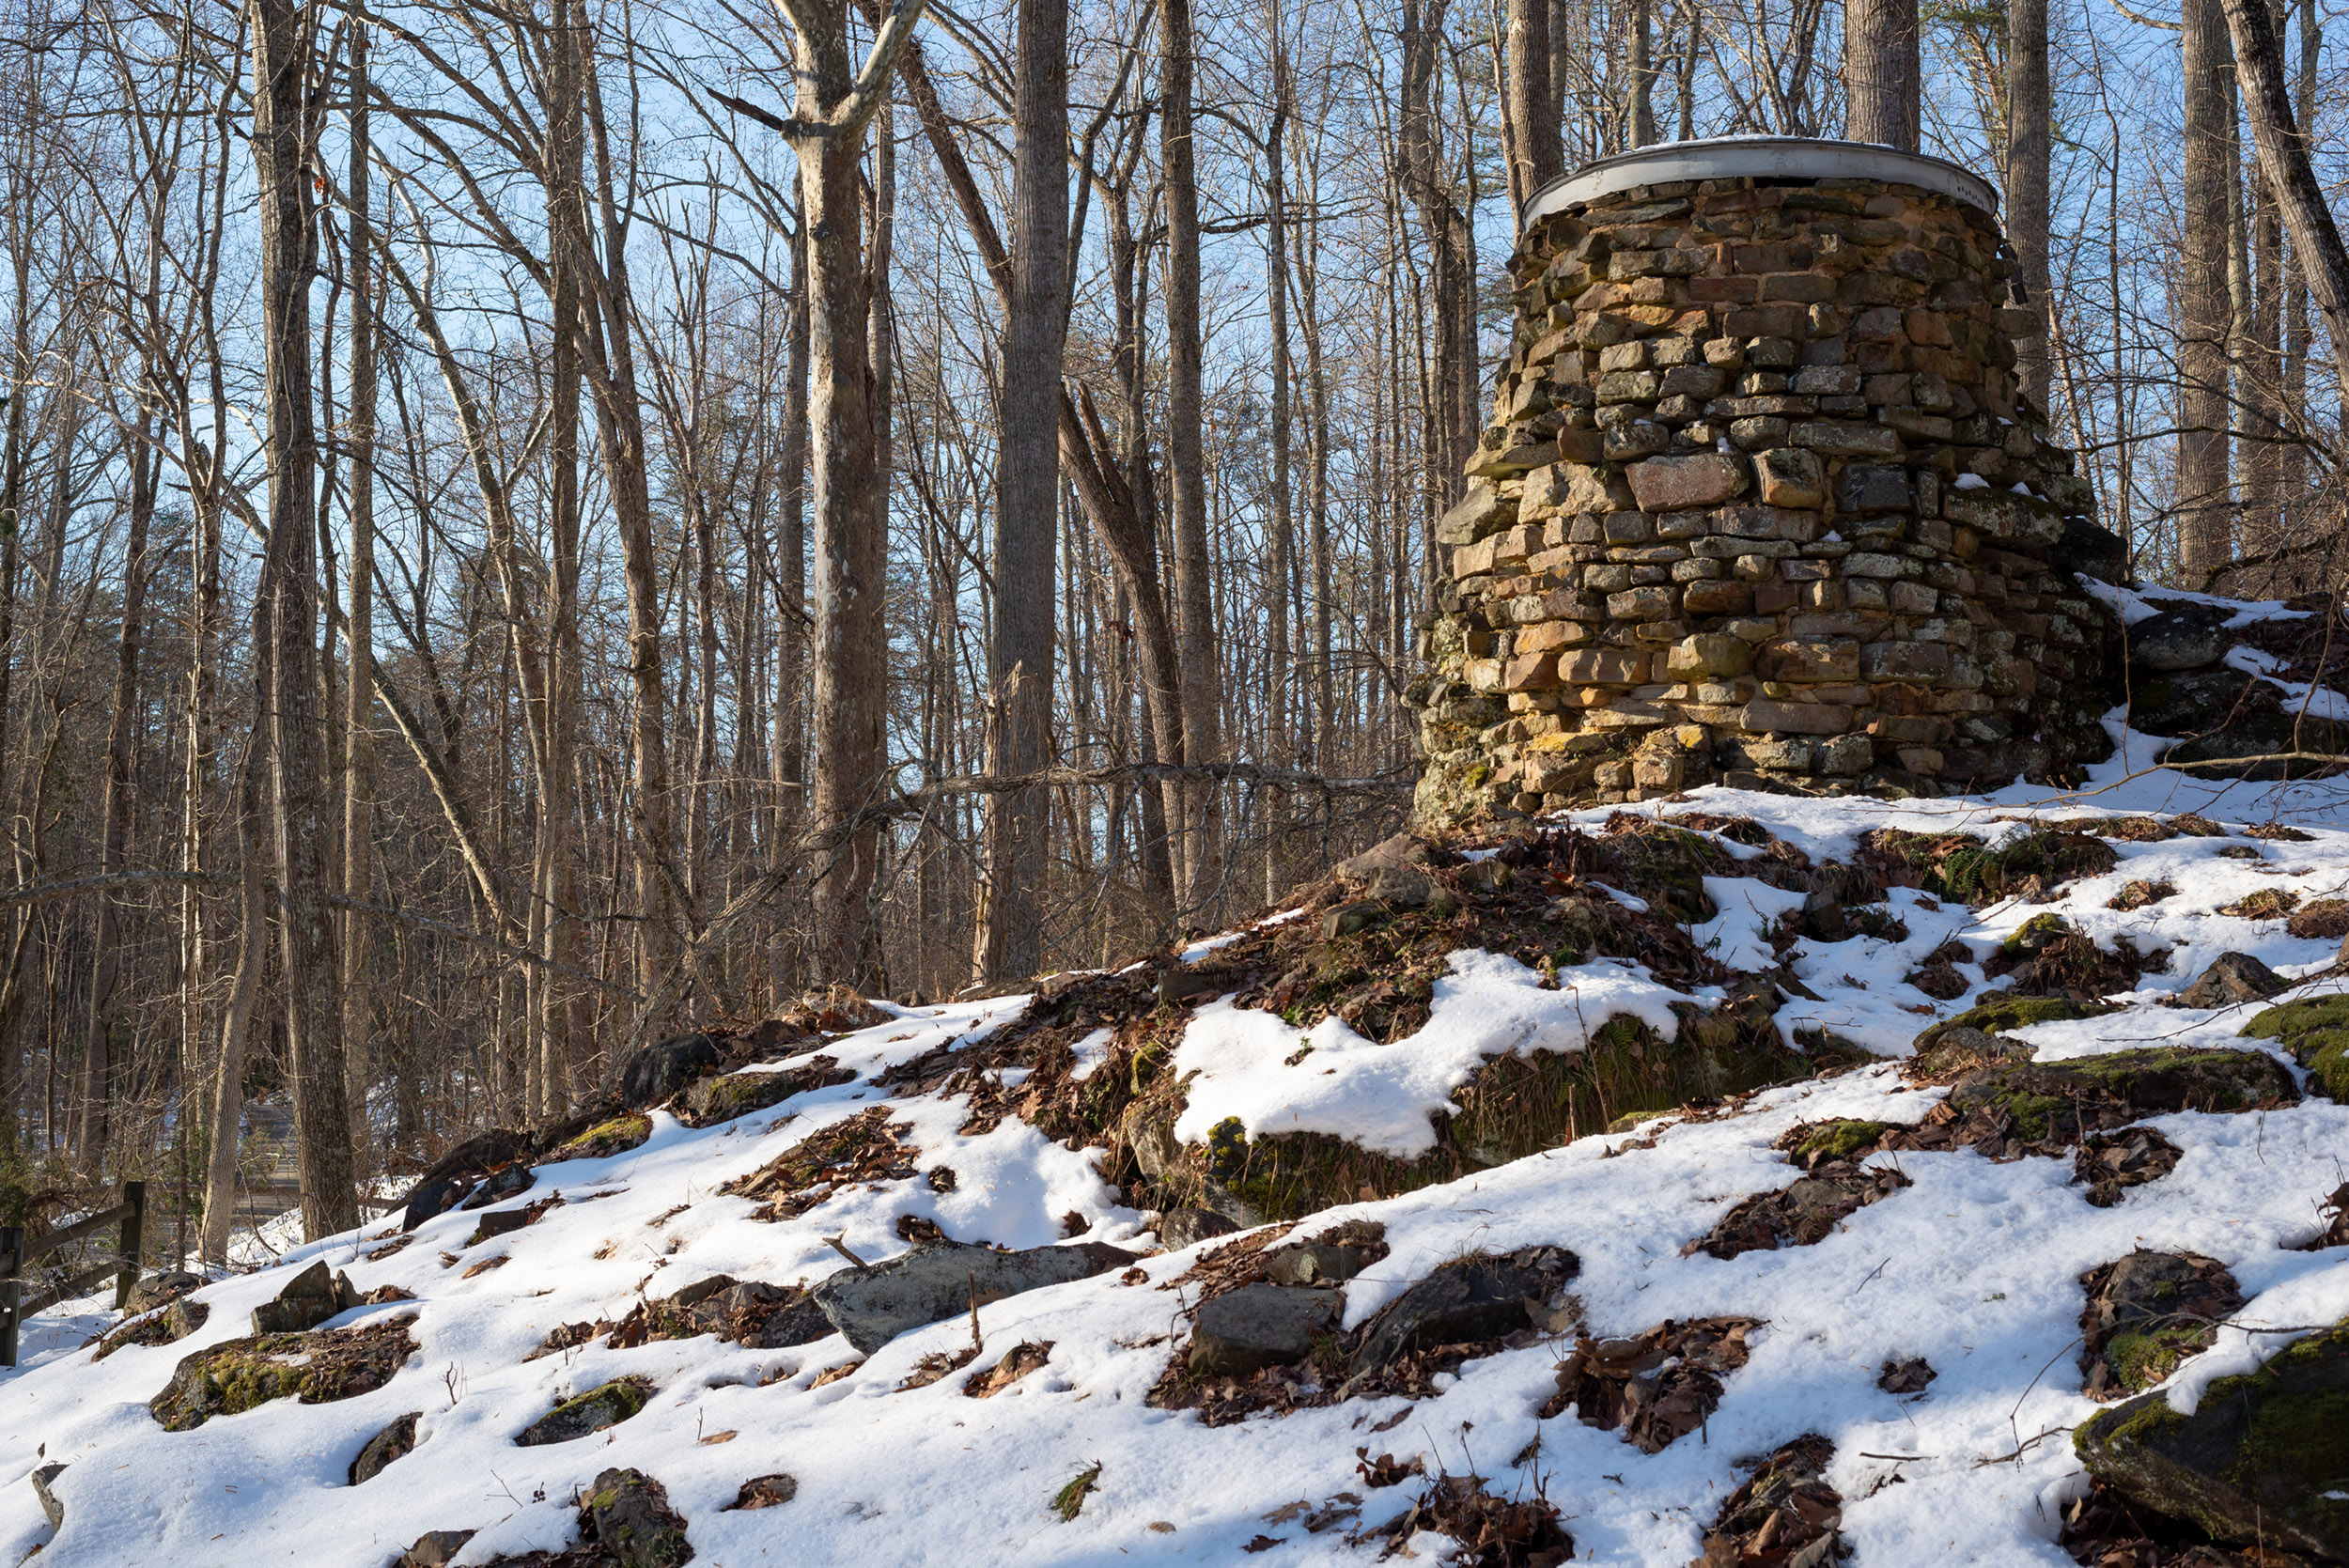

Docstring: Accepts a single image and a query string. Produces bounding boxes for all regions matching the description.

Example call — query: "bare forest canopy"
[0,0,2341,1244]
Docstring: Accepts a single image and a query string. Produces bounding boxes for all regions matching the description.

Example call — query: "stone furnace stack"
[1409,137,2123,824]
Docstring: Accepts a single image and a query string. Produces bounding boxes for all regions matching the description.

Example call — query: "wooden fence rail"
[0,1181,144,1368]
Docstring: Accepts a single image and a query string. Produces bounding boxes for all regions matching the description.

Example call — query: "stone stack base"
[1408,141,2122,825]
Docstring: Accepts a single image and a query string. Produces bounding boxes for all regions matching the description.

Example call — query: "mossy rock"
[2240,994,2349,1043]
[518,1376,652,1446]
[1600,823,1732,922]
[1148,996,1818,1222]
[545,1111,653,1162]
[1788,1120,1889,1164]
[677,1059,850,1127]
[149,1316,418,1432]
[2298,1033,2349,1100]
[1891,828,2118,903]
[2076,1319,2349,1560]
[2000,913,2074,956]
[1949,1048,2298,1141]
[1915,994,2116,1056]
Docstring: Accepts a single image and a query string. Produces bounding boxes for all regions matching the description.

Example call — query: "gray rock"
[1187,1283,1343,1376]
[251,1259,358,1335]
[1157,1208,1238,1250]
[2178,951,2289,1009]
[456,1164,533,1211]
[730,1474,798,1511]
[2126,609,2231,672]
[397,1128,532,1232]
[126,1271,201,1313]
[2056,518,2130,586]
[1336,832,1438,908]
[1261,1241,1378,1286]
[582,1467,692,1568]
[2163,707,2349,781]
[619,1031,726,1109]
[810,1239,1135,1355]
[1351,1248,1580,1375]
[2124,668,2279,738]
[395,1529,476,1568]
[350,1411,420,1485]
[30,1462,63,1529]
[2075,1318,2348,1560]
[516,1377,650,1446]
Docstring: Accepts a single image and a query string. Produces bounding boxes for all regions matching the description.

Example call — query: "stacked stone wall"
[1409,153,2123,824]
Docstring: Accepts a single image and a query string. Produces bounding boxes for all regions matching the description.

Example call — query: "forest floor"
[5,598,2349,1567]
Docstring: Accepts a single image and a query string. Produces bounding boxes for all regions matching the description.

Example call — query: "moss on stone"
[2002,913,2072,955]
[1792,1120,1889,1162]
[546,1111,653,1162]
[1928,993,2115,1044]
[2304,1036,2349,1101]
[2241,994,2349,1042]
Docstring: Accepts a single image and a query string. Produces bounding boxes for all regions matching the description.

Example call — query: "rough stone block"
[1606,585,1678,620]
[1761,639,1860,682]
[1681,581,1755,615]
[1752,448,1824,507]
[1526,461,1635,518]
[1741,700,1852,736]
[1437,484,1518,546]
[1861,642,1951,682]
[1792,421,1904,457]
[1558,648,1655,685]
[1836,464,1912,513]
[1666,633,1755,679]
[1626,454,1746,511]
[1502,653,1562,691]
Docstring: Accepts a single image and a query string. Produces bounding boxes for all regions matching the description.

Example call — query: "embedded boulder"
[620,1031,726,1109]
[2075,1318,2349,1561]
[581,1467,693,1568]
[2078,1250,2243,1400]
[1945,1047,2297,1145]
[2241,995,2349,1101]
[250,1259,360,1335]
[395,1530,476,1568]
[1157,1208,1239,1250]
[676,1056,852,1127]
[2177,951,2288,1009]
[1350,1248,1579,1375]
[350,1411,421,1484]
[2126,606,2232,673]
[808,1238,1137,1355]
[30,1462,63,1528]
[150,1316,419,1432]
[397,1128,532,1231]
[517,1377,652,1446]
[1186,1283,1343,1377]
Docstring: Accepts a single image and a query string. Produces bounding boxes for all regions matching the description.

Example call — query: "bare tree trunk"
[541,0,588,1104]
[1262,19,1296,907]
[771,172,811,1000]
[78,399,151,1173]
[2181,0,2236,581]
[715,0,927,990]
[2223,0,2349,385]
[1161,0,1225,918]
[1507,0,1559,199]
[1843,0,1920,149]
[2278,0,2314,534]
[342,13,377,1146]
[2007,0,2052,404]
[202,698,272,1265]
[974,0,1070,984]
[252,0,358,1238]
[1629,0,1655,146]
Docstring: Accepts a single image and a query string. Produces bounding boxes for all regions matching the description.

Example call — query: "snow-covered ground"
[4,710,2347,1567]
